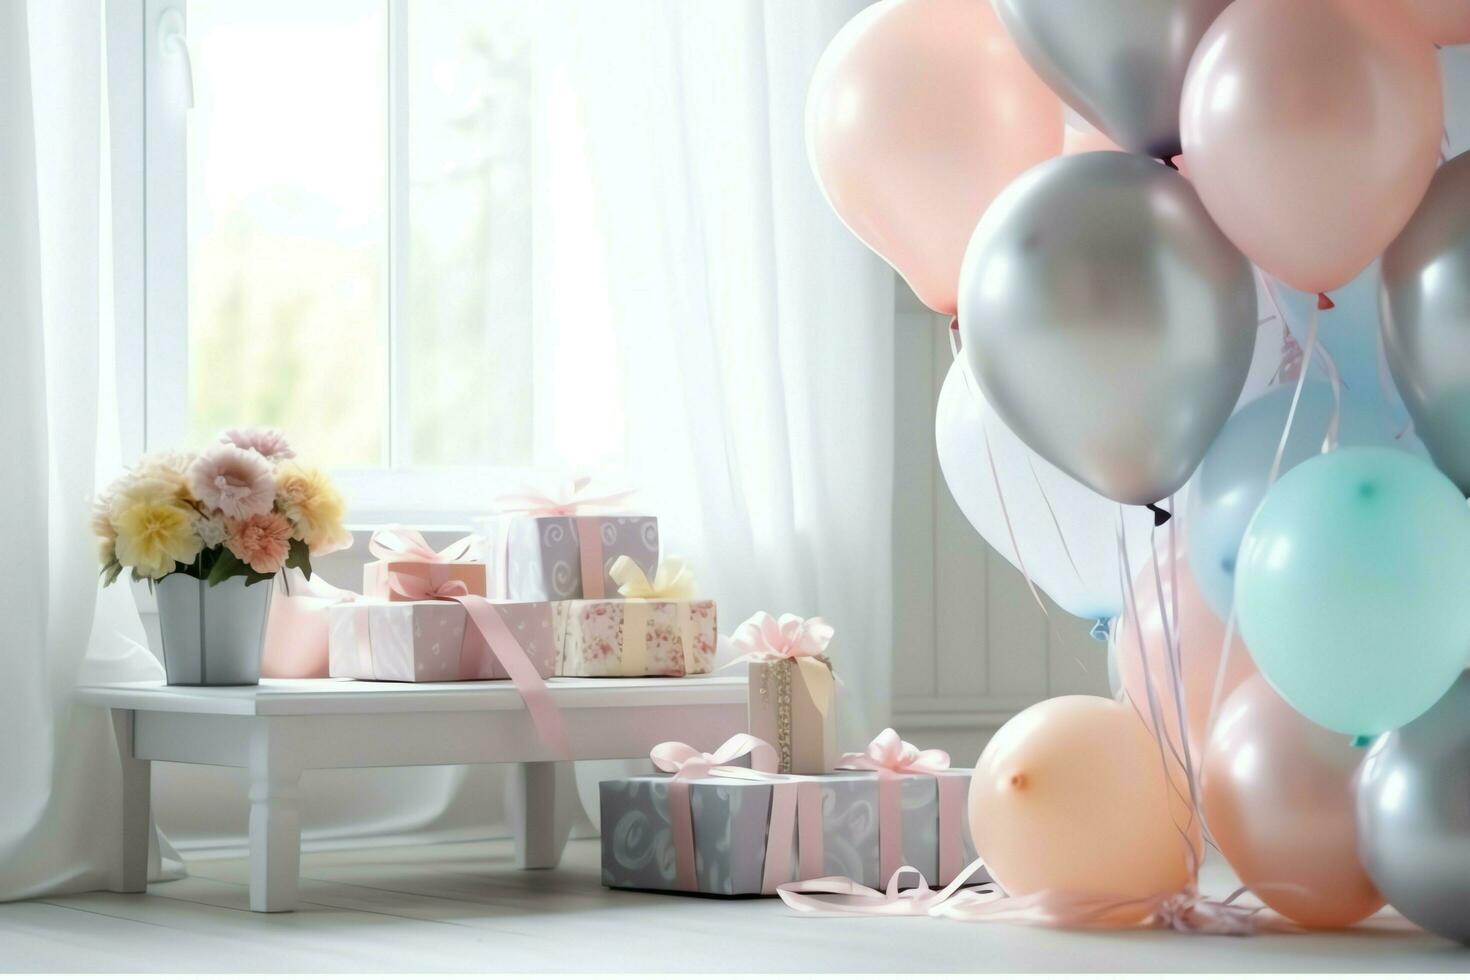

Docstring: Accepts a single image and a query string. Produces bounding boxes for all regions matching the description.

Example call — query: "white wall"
[889,285,1108,769]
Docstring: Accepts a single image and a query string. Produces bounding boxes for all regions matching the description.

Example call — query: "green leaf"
[285,538,312,579]
[244,570,276,586]
[99,561,123,587]
[207,548,248,585]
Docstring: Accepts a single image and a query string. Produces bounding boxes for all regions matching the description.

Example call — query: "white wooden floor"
[4,838,1468,973]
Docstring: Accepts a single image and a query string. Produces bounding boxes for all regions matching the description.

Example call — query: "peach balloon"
[1202,675,1385,928]
[970,696,1199,907]
[1115,544,1257,761]
[1402,0,1470,44]
[806,0,1062,315]
[1180,0,1442,294]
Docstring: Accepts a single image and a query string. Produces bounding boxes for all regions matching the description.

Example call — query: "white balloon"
[935,360,1154,623]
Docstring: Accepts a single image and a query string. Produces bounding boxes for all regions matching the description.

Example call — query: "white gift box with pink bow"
[729,612,838,774]
[474,478,658,602]
[598,731,985,896]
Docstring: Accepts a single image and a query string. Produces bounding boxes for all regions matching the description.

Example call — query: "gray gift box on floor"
[599,769,984,896]
[476,514,659,602]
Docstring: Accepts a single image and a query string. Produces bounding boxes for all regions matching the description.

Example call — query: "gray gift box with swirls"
[599,770,982,896]
[476,514,659,602]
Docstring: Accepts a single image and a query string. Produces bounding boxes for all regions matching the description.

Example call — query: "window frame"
[111,0,544,527]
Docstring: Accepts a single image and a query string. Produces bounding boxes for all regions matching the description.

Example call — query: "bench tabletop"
[77,674,748,716]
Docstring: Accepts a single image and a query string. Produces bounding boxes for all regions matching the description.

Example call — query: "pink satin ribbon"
[491,476,637,518]
[779,862,1275,935]
[490,479,635,600]
[727,612,835,665]
[387,571,570,759]
[837,729,954,884]
[648,744,827,894]
[368,525,477,563]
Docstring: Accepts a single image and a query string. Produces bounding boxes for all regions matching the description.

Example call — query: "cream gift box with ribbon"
[552,556,716,677]
[730,612,838,774]
[598,731,986,897]
[475,477,658,602]
[362,526,487,601]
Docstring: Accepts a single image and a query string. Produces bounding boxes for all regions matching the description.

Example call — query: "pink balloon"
[806,0,1062,315]
[1402,0,1470,44]
[1202,675,1385,928]
[1062,124,1120,156]
[1180,0,1442,294]
[1115,544,1257,761]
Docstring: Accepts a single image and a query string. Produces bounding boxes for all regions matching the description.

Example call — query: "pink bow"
[383,572,570,760]
[653,734,779,892]
[837,728,950,774]
[779,861,1277,936]
[651,733,778,781]
[368,525,476,563]
[492,476,637,517]
[728,611,834,663]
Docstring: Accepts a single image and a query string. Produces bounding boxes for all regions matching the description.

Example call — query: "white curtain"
[0,0,172,901]
[531,0,896,743]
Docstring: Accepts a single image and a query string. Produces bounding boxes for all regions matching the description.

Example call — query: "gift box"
[599,732,984,896]
[362,526,486,602]
[552,557,715,676]
[477,476,658,601]
[732,612,838,774]
[327,598,556,682]
[479,513,659,602]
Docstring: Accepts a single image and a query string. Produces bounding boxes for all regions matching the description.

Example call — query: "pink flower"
[187,444,275,520]
[219,426,295,461]
[226,512,293,574]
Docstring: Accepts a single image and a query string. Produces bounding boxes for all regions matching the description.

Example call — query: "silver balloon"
[1357,671,1470,944]
[991,0,1231,159]
[957,151,1256,506]
[1381,151,1470,496]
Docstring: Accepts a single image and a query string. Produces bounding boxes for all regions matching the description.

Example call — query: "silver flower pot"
[155,574,274,686]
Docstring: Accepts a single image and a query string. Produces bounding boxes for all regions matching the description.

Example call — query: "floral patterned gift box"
[552,557,716,677]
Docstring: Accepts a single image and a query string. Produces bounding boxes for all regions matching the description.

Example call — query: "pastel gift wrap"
[478,513,659,602]
[731,612,838,775]
[552,557,716,677]
[362,526,486,602]
[260,567,358,679]
[327,598,557,682]
[599,733,982,896]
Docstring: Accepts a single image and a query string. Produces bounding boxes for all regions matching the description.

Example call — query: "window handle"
[156,8,194,110]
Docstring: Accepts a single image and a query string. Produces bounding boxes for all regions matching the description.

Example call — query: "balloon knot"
[1090,618,1112,642]
[1146,503,1172,527]
[1161,155,1180,172]
[1316,292,1335,311]
[1351,734,1373,749]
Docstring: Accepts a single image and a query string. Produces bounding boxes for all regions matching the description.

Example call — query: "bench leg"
[506,761,573,870]
[111,709,151,894]
[248,719,302,912]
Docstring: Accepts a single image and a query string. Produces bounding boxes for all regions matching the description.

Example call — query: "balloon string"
[1203,274,1322,747]
[986,417,1048,617]
[1025,454,1086,588]
[1260,272,1340,453]
[1117,506,1202,878]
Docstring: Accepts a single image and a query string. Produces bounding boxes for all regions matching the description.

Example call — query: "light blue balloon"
[1236,448,1470,736]
[1187,383,1425,619]
[1276,262,1409,426]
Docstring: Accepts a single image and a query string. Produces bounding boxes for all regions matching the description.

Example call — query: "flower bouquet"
[93,427,349,685]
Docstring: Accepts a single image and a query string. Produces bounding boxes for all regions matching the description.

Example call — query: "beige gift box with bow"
[733,612,839,775]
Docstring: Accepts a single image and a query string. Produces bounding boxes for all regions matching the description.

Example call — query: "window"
[135,0,615,522]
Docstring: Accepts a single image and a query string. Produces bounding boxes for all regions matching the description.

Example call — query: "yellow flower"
[113,500,202,580]
[274,463,349,554]
[135,450,197,506]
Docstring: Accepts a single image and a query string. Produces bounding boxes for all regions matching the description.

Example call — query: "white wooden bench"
[77,676,747,912]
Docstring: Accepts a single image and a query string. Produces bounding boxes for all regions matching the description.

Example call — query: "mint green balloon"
[1236,448,1470,736]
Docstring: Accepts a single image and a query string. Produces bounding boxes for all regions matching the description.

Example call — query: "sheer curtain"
[531,0,896,742]
[0,0,174,901]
